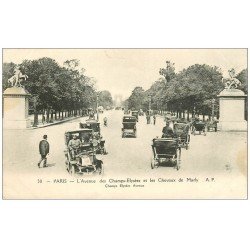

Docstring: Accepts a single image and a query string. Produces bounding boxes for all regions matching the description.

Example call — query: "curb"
[29,116,85,129]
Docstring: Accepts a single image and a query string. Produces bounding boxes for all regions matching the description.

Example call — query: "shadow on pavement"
[43,163,56,168]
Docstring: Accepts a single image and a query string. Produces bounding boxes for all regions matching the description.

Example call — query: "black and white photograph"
[2,48,247,199]
[1,1,250,250]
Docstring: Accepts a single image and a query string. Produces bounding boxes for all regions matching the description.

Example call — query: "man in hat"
[162,121,175,138]
[38,135,50,168]
[153,114,156,125]
[68,134,82,159]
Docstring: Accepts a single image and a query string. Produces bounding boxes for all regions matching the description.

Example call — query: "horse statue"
[223,68,242,89]
[8,66,28,88]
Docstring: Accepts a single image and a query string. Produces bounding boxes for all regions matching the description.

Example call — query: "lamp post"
[96,93,99,121]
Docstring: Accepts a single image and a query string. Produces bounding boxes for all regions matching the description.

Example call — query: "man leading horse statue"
[8,66,28,88]
[223,68,241,89]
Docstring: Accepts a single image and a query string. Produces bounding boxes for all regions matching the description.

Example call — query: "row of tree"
[3,58,113,125]
[125,62,247,120]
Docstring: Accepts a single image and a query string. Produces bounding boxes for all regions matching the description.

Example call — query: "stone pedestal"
[218,89,247,131]
[3,87,31,129]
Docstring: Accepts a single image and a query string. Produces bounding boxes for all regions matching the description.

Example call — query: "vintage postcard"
[2,48,248,199]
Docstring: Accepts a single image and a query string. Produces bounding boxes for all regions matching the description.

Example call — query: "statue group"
[8,66,28,88]
[223,68,242,89]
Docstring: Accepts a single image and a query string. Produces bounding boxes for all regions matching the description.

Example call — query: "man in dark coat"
[38,135,50,168]
[153,115,156,125]
[162,121,175,138]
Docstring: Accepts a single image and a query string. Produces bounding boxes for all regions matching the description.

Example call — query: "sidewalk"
[30,115,85,129]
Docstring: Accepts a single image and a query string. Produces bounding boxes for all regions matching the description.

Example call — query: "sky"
[3,49,247,99]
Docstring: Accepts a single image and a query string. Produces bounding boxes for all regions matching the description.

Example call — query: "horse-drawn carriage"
[191,120,207,136]
[173,122,190,149]
[64,129,103,175]
[206,119,218,132]
[151,138,181,170]
[122,116,137,138]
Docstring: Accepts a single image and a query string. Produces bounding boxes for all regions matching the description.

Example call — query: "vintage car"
[122,116,137,138]
[64,129,103,175]
[151,138,181,170]
[206,119,218,132]
[131,111,139,122]
[79,120,107,154]
[80,119,100,135]
[191,120,207,136]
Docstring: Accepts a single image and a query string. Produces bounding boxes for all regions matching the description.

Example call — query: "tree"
[2,62,16,90]
[236,69,247,94]
[170,64,223,117]
[236,69,248,120]
[127,87,146,110]
[98,90,113,108]
[20,58,62,125]
[126,63,224,119]
[2,57,98,126]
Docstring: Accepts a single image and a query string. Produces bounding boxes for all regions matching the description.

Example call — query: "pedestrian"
[147,115,150,124]
[153,115,156,125]
[103,117,108,126]
[38,135,50,168]
[42,114,45,124]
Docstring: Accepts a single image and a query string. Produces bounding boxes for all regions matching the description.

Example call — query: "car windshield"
[123,117,136,122]
[123,123,135,129]
[86,122,99,132]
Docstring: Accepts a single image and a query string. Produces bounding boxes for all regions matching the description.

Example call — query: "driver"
[162,121,175,138]
[89,111,95,119]
[194,115,200,122]
[68,134,82,159]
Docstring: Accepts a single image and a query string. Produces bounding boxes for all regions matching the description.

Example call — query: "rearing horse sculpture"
[8,66,28,87]
[223,68,242,89]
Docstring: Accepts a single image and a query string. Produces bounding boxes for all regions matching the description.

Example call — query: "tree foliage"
[98,90,113,108]
[127,86,147,110]
[2,57,110,117]
[236,69,247,94]
[126,63,233,118]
